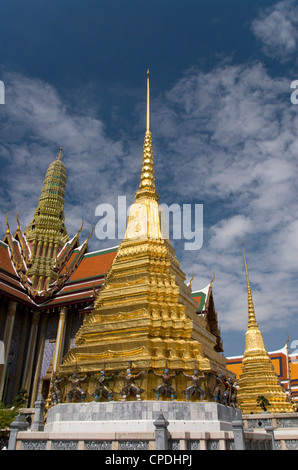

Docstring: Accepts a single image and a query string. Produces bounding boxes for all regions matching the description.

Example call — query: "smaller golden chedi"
[237,243,294,414]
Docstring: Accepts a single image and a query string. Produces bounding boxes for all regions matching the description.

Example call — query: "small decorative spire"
[77,219,84,235]
[16,210,20,230]
[5,212,10,234]
[57,146,63,161]
[242,241,258,329]
[85,225,94,244]
[188,273,194,289]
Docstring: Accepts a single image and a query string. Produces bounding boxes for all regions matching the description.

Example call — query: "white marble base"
[44,400,241,434]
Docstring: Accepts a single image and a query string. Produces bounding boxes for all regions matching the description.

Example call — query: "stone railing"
[243,412,298,450]
[7,399,273,451]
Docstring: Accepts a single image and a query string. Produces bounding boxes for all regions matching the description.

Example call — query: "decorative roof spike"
[16,210,20,230]
[86,225,94,242]
[78,219,84,234]
[188,273,194,289]
[5,212,10,234]
[74,219,84,242]
[242,241,258,329]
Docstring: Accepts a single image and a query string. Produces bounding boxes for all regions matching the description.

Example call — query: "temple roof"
[0,238,118,309]
[0,230,219,315]
[192,284,211,311]
[0,149,107,303]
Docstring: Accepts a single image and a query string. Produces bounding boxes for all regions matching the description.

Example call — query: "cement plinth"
[45,400,241,434]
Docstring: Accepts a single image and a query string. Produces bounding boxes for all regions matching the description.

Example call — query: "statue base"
[44,400,241,434]
[11,401,274,450]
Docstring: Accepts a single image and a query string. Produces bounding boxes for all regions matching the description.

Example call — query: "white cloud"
[0,72,136,246]
[0,55,297,355]
[209,215,253,251]
[251,0,298,61]
[270,219,298,272]
[151,60,298,345]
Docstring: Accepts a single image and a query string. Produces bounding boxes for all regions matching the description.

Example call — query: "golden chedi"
[237,243,294,413]
[58,71,232,401]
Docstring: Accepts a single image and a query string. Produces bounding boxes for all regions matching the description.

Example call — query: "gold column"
[22,311,40,397]
[53,306,68,374]
[53,243,59,261]
[0,300,17,400]
[35,241,42,257]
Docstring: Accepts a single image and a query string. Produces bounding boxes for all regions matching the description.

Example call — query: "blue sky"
[0,0,297,357]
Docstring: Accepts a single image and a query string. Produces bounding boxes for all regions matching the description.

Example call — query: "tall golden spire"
[58,71,230,399]
[135,69,159,202]
[242,242,258,330]
[241,241,269,357]
[237,242,294,413]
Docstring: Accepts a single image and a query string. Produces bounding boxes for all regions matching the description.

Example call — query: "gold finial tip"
[146,68,151,132]
[57,147,63,160]
[147,68,150,75]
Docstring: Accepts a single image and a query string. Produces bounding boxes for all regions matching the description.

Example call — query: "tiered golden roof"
[237,243,294,413]
[58,71,232,400]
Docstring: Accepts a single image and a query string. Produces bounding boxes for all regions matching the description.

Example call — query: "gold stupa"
[237,243,294,413]
[58,71,233,400]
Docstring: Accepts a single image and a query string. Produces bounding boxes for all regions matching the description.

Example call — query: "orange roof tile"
[0,241,17,276]
[68,247,117,282]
